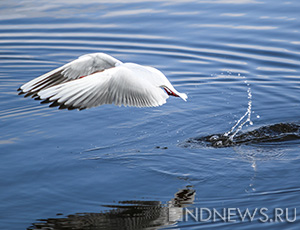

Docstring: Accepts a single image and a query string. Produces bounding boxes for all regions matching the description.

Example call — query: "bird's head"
[163,86,187,101]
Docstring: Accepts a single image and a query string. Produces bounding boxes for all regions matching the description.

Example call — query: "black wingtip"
[67,106,77,110]
[31,93,39,98]
[49,101,60,108]
[17,88,38,98]
[58,104,68,110]
[24,92,35,98]
[38,97,83,111]
[41,98,51,104]
[61,104,79,110]
[40,99,68,110]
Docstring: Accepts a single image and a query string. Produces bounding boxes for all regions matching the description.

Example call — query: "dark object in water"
[187,123,300,148]
[27,187,195,230]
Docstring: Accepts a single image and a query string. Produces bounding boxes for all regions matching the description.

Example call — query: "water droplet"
[257,115,260,118]
[251,162,256,170]
[209,135,219,141]
[223,81,253,141]
[215,141,223,147]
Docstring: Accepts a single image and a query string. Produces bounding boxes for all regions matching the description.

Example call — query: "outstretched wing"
[18,53,122,98]
[37,65,169,110]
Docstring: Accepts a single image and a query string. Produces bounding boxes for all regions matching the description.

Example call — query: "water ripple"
[2,1,300,229]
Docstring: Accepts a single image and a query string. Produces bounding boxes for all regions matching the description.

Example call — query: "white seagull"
[18,53,187,110]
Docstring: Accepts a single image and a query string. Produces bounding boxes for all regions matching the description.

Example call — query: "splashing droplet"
[224,81,253,141]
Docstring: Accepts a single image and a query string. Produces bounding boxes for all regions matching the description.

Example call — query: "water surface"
[1,0,300,229]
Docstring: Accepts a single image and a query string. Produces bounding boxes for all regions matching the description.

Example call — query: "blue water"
[1,0,300,229]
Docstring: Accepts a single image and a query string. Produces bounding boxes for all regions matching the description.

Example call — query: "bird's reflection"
[28,186,195,230]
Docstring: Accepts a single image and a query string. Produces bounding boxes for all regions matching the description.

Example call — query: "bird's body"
[18,53,187,110]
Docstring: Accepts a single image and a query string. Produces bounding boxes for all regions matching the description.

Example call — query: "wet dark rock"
[185,123,300,148]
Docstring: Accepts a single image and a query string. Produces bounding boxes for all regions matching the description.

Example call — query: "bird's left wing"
[18,53,122,98]
[37,65,169,110]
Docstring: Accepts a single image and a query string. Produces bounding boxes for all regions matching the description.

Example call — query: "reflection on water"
[28,187,195,230]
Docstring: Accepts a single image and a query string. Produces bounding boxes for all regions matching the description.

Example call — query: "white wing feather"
[18,53,122,97]
[37,65,169,110]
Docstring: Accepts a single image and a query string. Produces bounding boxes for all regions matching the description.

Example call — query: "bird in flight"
[18,53,187,110]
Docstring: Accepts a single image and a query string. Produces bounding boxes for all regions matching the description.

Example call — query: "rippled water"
[1,0,300,229]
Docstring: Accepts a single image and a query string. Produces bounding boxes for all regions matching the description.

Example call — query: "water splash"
[224,82,253,141]
[206,78,254,147]
[182,75,300,148]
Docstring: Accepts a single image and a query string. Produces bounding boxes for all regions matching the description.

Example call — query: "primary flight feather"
[18,53,187,110]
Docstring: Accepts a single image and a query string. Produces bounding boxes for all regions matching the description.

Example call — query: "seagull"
[18,53,187,110]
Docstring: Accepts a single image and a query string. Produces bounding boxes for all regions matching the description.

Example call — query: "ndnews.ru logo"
[168,207,297,223]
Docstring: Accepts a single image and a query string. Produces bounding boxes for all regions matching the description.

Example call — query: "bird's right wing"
[18,53,122,98]
[37,65,169,110]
